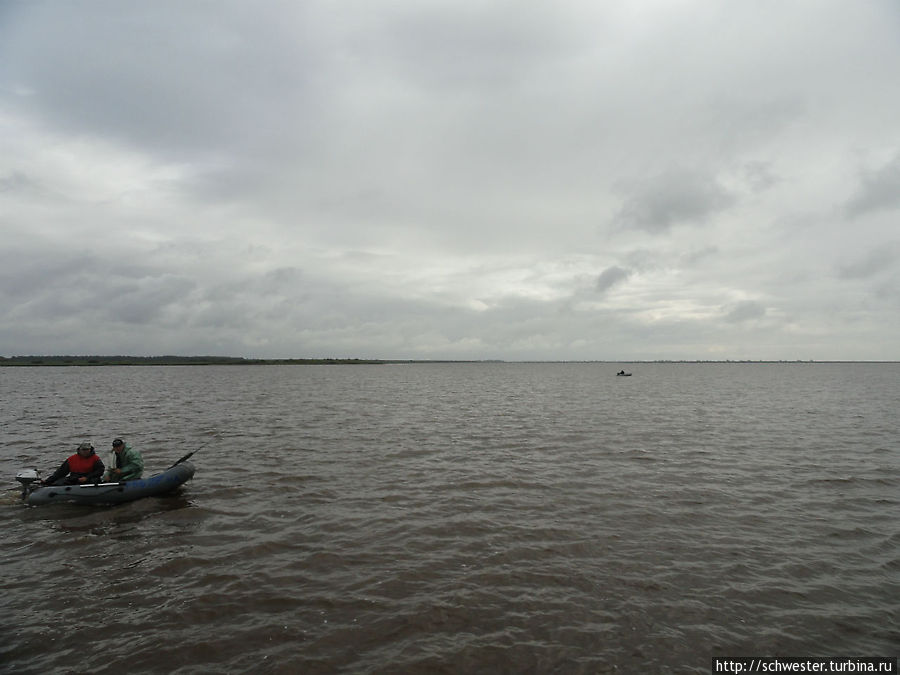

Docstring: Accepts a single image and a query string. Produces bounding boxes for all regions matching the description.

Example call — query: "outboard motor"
[15,469,40,500]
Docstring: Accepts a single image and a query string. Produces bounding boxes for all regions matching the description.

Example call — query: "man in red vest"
[42,441,106,486]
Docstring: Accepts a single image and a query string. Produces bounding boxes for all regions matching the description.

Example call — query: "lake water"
[1,363,897,673]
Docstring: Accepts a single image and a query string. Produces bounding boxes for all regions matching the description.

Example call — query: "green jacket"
[105,444,144,481]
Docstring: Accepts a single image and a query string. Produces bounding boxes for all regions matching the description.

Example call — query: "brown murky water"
[1,363,898,673]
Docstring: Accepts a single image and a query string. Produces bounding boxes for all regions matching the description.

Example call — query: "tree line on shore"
[0,355,395,366]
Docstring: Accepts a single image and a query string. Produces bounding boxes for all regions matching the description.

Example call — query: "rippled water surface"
[1,363,898,673]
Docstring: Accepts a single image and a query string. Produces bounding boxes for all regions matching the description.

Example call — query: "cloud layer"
[2,1,899,360]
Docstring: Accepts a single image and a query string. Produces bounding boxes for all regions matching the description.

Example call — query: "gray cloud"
[845,154,900,218]
[1,1,899,360]
[614,169,735,233]
[724,301,766,323]
[679,246,720,268]
[1,2,332,157]
[595,266,631,294]
[740,161,779,194]
[837,243,900,280]
[0,171,34,193]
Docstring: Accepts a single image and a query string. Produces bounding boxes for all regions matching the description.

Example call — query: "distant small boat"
[616,370,632,376]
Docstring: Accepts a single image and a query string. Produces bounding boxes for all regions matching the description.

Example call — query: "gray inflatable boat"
[19,462,195,506]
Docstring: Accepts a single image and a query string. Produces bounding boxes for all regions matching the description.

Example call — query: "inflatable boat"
[17,461,195,506]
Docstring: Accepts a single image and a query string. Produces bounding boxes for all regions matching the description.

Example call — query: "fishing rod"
[167,441,210,470]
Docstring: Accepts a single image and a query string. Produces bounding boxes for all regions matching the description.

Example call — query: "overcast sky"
[2,1,899,360]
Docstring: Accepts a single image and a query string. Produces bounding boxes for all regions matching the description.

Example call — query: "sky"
[1,1,899,361]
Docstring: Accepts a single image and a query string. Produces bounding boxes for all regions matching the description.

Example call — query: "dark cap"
[112,438,124,447]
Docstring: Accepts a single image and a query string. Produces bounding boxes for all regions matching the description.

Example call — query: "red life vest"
[68,452,101,474]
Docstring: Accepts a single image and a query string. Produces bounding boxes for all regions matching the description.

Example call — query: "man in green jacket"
[104,438,144,482]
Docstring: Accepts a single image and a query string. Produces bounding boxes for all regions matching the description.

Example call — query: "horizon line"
[2,355,898,365]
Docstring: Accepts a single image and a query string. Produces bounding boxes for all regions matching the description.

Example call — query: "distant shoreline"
[0,356,436,366]
[0,356,895,366]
